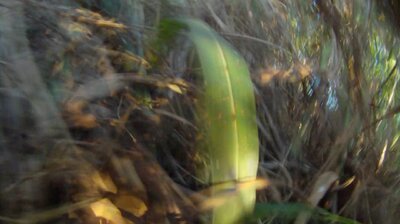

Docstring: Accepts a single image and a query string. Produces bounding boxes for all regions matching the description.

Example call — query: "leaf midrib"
[213,35,240,179]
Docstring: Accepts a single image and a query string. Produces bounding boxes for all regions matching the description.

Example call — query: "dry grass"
[0,0,399,223]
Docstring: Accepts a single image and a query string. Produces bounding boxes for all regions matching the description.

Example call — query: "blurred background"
[0,0,400,223]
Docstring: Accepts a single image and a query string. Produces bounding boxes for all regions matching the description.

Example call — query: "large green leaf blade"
[176,19,259,224]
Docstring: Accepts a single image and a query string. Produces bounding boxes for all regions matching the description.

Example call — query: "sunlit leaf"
[92,171,117,194]
[167,83,183,94]
[114,194,147,217]
[90,198,126,224]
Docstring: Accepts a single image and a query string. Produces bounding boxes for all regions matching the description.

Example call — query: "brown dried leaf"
[65,100,86,114]
[64,100,98,128]
[70,113,98,129]
[295,63,311,79]
[96,47,150,69]
[259,63,311,85]
[60,20,92,41]
[92,171,118,194]
[90,198,127,224]
[259,68,281,84]
[114,194,148,217]
[73,9,126,29]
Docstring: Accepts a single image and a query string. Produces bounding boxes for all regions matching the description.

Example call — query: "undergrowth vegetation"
[1,0,400,223]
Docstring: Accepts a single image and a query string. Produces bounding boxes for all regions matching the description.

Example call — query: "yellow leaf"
[114,195,147,217]
[71,114,98,129]
[90,199,126,224]
[167,84,183,94]
[92,171,117,194]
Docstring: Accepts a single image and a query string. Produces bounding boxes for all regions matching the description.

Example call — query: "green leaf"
[249,203,361,224]
[172,18,259,224]
[157,19,188,50]
[251,202,312,221]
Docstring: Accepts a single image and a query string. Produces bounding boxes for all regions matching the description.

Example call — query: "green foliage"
[249,203,361,224]
[156,19,188,52]
[160,18,259,223]
[251,202,312,221]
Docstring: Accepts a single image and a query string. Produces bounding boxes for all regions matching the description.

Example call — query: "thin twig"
[153,109,197,130]
[363,104,400,131]
[220,32,291,56]
[375,60,398,96]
